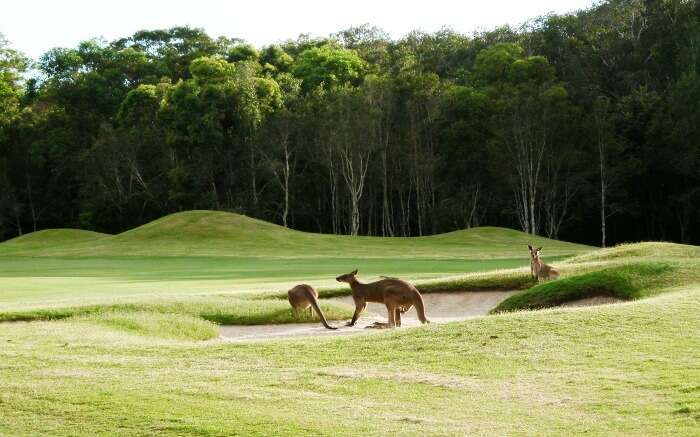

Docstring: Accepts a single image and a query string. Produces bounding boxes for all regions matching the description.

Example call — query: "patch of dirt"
[559,296,624,307]
[219,290,518,342]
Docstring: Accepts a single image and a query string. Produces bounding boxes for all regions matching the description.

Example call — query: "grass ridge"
[492,262,678,312]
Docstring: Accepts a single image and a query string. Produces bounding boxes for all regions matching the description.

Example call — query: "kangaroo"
[287,284,337,330]
[335,269,429,329]
[528,245,560,282]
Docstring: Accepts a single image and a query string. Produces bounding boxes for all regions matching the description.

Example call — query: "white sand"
[219,290,518,341]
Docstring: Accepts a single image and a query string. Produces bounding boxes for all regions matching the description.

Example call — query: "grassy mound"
[0,210,591,258]
[493,263,673,312]
[0,296,354,328]
[566,241,700,263]
[74,311,219,341]
[493,241,700,312]
[0,229,109,254]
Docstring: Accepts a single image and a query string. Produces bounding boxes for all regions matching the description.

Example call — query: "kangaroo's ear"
[351,269,358,275]
[536,246,543,251]
[528,245,533,251]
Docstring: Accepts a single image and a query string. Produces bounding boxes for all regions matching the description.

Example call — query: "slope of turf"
[0,286,697,435]
[0,210,589,309]
[492,242,700,312]
[0,225,698,434]
[567,241,700,263]
[73,310,220,341]
[0,210,591,258]
[0,295,353,327]
[0,229,109,252]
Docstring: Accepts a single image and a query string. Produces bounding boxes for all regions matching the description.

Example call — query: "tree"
[292,45,364,92]
[0,34,29,236]
[475,43,570,235]
[260,74,302,227]
[3,6,700,246]
[0,34,28,127]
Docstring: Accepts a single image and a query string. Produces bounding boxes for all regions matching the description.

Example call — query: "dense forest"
[1,0,699,246]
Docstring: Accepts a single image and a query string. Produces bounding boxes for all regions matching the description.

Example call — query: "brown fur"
[335,269,430,329]
[528,245,560,282]
[287,284,337,329]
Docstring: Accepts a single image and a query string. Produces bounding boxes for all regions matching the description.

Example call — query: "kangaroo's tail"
[411,289,430,324]
[550,268,560,280]
[305,288,337,330]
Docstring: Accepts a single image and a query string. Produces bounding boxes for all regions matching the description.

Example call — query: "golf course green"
[0,210,698,435]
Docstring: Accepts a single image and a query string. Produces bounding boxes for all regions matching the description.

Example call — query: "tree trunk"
[25,167,37,232]
[250,146,258,208]
[282,143,290,228]
[13,207,23,236]
[600,159,607,248]
[381,148,393,237]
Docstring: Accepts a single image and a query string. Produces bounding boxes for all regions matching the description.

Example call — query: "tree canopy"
[1,0,699,246]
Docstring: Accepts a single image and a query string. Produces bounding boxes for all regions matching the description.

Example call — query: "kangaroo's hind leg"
[394,307,402,327]
[368,303,396,329]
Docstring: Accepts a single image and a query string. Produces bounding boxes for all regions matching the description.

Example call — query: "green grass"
[0,296,354,326]
[567,241,700,263]
[0,287,698,435]
[0,209,591,258]
[73,310,220,341]
[0,211,698,435]
[0,255,545,307]
[0,210,583,308]
[493,244,700,312]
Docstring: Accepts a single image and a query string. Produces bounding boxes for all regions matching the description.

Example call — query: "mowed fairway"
[1,211,699,435]
[0,256,536,306]
[0,210,584,308]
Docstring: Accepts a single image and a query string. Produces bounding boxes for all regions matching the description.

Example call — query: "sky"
[2,0,596,60]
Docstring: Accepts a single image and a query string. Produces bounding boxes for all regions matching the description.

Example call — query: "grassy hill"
[0,210,592,307]
[0,210,591,258]
[0,229,109,252]
[0,212,698,435]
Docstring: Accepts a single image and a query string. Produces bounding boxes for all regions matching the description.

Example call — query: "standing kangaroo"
[335,269,429,329]
[528,245,560,281]
[287,284,337,330]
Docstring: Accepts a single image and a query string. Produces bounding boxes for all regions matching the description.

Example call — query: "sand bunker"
[219,290,518,341]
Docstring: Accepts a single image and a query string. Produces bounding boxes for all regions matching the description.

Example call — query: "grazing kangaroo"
[287,284,337,330]
[335,269,429,329]
[528,245,560,282]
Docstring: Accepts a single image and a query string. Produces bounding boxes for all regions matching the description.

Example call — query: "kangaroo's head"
[336,269,358,283]
[528,245,543,260]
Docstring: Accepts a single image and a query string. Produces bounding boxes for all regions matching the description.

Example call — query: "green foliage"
[117,84,162,126]
[260,45,294,74]
[472,42,523,83]
[292,45,365,91]
[190,56,236,83]
[0,34,28,124]
[2,3,700,246]
[227,43,259,63]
